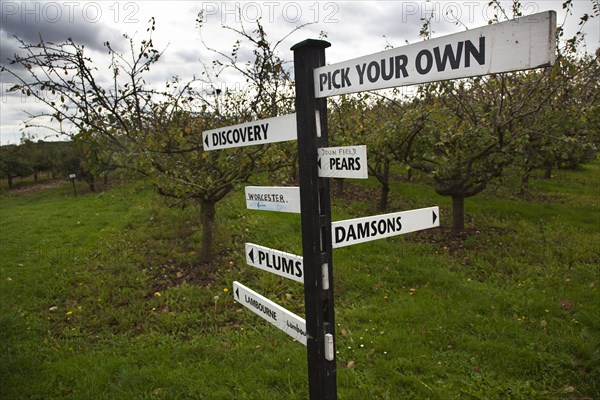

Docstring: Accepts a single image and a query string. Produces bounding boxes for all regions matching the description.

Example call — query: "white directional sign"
[233,281,307,345]
[245,186,301,213]
[318,145,368,179]
[315,11,556,98]
[202,113,297,151]
[332,206,439,248]
[246,243,304,283]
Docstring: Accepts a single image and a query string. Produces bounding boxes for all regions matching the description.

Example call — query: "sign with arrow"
[246,243,304,283]
[202,113,297,151]
[331,206,439,248]
[314,11,556,98]
[318,145,368,179]
[233,281,307,345]
[245,186,301,213]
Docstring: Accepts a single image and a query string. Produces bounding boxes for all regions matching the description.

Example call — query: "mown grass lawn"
[0,162,598,399]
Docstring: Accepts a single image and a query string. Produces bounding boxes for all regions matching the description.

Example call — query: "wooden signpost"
[203,10,556,400]
[292,39,338,399]
[69,173,77,197]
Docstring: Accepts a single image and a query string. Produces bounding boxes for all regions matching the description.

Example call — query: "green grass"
[1,162,598,399]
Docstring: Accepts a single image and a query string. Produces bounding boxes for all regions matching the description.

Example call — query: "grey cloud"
[1,0,124,65]
[174,48,200,64]
[337,2,422,41]
[0,28,23,65]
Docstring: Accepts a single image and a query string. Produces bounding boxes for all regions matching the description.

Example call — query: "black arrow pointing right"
[433,210,438,224]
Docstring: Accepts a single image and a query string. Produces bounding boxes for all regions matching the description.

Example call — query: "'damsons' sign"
[332,207,439,248]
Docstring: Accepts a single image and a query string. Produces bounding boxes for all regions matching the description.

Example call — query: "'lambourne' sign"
[233,281,307,345]
[315,11,556,98]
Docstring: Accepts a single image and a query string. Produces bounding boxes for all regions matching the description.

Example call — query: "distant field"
[1,162,598,399]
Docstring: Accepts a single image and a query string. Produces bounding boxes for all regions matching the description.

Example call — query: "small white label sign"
[233,281,307,345]
[245,243,304,283]
[314,11,556,98]
[332,206,439,248]
[318,145,368,179]
[202,113,297,151]
[245,186,301,213]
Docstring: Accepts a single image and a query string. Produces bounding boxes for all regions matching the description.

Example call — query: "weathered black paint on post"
[70,177,77,197]
[291,39,337,399]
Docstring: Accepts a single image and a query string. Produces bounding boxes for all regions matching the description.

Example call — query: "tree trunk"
[379,161,390,211]
[379,183,390,211]
[7,176,13,189]
[87,177,95,192]
[291,154,298,183]
[334,178,344,197]
[199,199,216,263]
[519,167,531,196]
[451,194,465,232]
[544,165,552,179]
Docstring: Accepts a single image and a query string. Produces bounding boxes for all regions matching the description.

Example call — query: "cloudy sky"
[0,0,598,145]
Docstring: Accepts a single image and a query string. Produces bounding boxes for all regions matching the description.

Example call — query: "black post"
[71,178,77,197]
[291,39,337,399]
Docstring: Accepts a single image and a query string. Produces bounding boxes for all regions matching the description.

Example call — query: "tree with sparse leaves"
[2,15,304,262]
[329,92,429,211]
[408,0,598,231]
[0,144,32,188]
